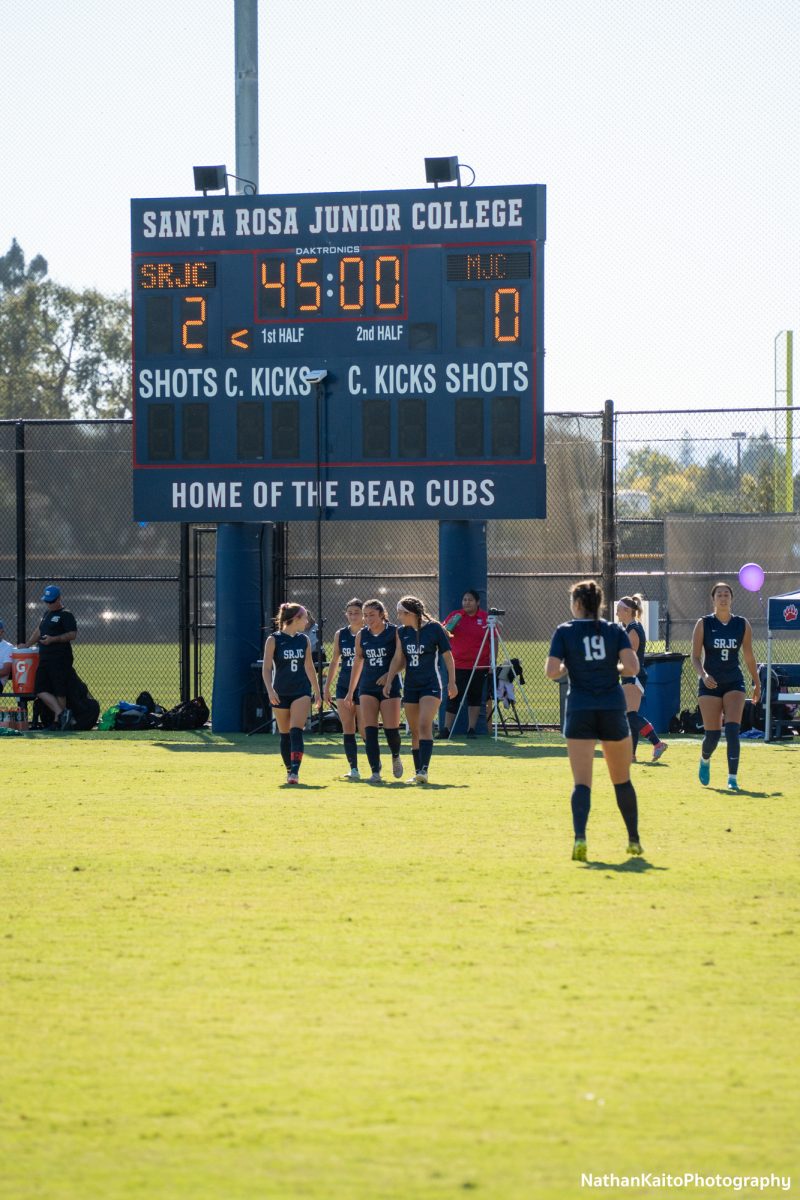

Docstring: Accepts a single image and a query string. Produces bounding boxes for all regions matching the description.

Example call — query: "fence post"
[15,421,26,643]
[178,524,190,702]
[601,399,616,617]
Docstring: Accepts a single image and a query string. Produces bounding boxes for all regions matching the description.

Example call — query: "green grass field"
[1,732,798,1200]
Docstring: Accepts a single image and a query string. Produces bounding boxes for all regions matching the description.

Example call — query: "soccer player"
[616,594,668,763]
[545,579,643,861]
[323,598,365,780]
[345,599,403,783]
[383,596,458,784]
[691,581,760,791]
[262,602,322,785]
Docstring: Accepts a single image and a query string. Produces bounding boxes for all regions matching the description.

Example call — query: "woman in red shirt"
[439,589,492,738]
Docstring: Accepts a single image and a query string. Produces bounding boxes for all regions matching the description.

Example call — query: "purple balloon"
[738,563,765,592]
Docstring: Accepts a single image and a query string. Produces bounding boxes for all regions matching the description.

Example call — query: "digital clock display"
[131,184,546,522]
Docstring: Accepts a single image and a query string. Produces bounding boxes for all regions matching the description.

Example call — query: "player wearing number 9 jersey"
[545,579,644,862]
[384,596,457,784]
[262,602,322,786]
[691,581,760,793]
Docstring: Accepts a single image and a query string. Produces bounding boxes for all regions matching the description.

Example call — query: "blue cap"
[41,585,61,603]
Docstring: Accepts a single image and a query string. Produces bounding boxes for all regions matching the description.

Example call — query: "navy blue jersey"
[701,614,747,684]
[549,619,631,712]
[399,622,451,690]
[336,626,358,688]
[270,631,311,695]
[358,621,398,691]
[623,619,648,683]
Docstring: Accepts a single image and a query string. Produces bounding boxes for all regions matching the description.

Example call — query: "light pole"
[732,431,746,508]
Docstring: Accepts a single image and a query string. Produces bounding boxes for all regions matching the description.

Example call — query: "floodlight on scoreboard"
[130,183,546,522]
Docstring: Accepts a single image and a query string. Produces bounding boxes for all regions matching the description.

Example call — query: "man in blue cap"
[22,585,78,729]
[0,617,12,691]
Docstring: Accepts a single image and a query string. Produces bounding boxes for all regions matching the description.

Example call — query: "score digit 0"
[494,287,520,343]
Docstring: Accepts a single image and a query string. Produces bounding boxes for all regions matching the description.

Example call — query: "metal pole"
[601,399,616,618]
[15,421,26,642]
[786,331,794,512]
[235,0,259,189]
[178,524,191,701]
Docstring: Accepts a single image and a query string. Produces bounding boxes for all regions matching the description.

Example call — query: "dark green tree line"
[0,240,131,419]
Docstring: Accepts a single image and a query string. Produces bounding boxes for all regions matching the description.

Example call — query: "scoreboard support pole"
[439,520,488,735]
[211,523,265,732]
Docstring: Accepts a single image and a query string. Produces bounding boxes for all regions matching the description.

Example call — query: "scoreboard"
[130,184,546,521]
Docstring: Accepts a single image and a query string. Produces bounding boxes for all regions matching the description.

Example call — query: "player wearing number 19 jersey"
[545,579,643,862]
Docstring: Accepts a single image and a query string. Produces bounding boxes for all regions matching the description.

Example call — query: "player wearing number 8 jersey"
[691,581,760,792]
[384,596,457,784]
[262,602,322,785]
[545,579,644,861]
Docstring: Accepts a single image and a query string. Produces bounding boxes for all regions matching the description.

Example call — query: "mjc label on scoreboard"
[130,184,546,522]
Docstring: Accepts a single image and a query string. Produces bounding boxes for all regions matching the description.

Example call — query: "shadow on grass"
[584,858,669,873]
[152,732,568,760]
[708,787,781,798]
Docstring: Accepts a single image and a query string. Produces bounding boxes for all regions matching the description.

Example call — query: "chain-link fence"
[616,407,800,711]
[3,407,798,724]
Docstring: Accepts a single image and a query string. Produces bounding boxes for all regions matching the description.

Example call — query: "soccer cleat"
[409,770,428,785]
[368,771,383,784]
[58,708,73,731]
[466,728,477,738]
[572,839,587,862]
[286,772,299,786]
[698,756,711,786]
[626,841,644,856]
[652,741,668,762]
[435,728,450,740]
[392,755,404,779]
[341,767,361,781]
[727,775,739,791]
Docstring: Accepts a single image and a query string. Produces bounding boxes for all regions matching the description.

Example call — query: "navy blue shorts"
[359,682,402,703]
[563,706,631,741]
[699,677,745,699]
[272,689,312,710]
[403,684,442,705]
[335,685,359,705]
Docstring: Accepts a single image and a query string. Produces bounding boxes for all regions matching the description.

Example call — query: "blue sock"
[614,780,639,842]
[571,784,591,839]
[343,733,358,769]
[701,729,721,759]
[279,733,291,769]
[412,747,420,771]
[384,727,401,757]
[419,739,433,771]
[364,726,381,772]
[725,722,741,775]
[289,726,304,775]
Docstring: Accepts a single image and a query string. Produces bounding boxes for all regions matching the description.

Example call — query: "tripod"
[449,614,539,740]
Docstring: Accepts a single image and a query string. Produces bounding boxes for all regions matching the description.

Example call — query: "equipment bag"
[161,696,210,730]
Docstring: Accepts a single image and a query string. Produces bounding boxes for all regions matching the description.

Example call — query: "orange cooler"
[11,648,39,694]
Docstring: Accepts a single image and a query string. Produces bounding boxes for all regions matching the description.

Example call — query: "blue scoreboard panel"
[130,184,545,521]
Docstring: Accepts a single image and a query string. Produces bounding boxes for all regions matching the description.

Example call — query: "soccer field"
[1,732,797,1200]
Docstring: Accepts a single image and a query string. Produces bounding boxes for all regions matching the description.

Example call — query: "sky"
[4,0,800,416]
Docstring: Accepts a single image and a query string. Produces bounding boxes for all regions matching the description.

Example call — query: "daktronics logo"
[783,604,798,622]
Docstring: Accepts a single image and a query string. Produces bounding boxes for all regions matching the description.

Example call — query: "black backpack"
[161,696,210,730]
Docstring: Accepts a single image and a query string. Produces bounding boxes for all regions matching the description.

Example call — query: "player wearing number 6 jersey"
[691,581,760,792]
[545,579,643,862]
[262,602,322,785]
[384,596,457,784]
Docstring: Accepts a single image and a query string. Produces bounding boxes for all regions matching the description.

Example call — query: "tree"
[0,241,131,419]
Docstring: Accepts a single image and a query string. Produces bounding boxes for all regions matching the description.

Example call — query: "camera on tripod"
[488,607,506,617]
